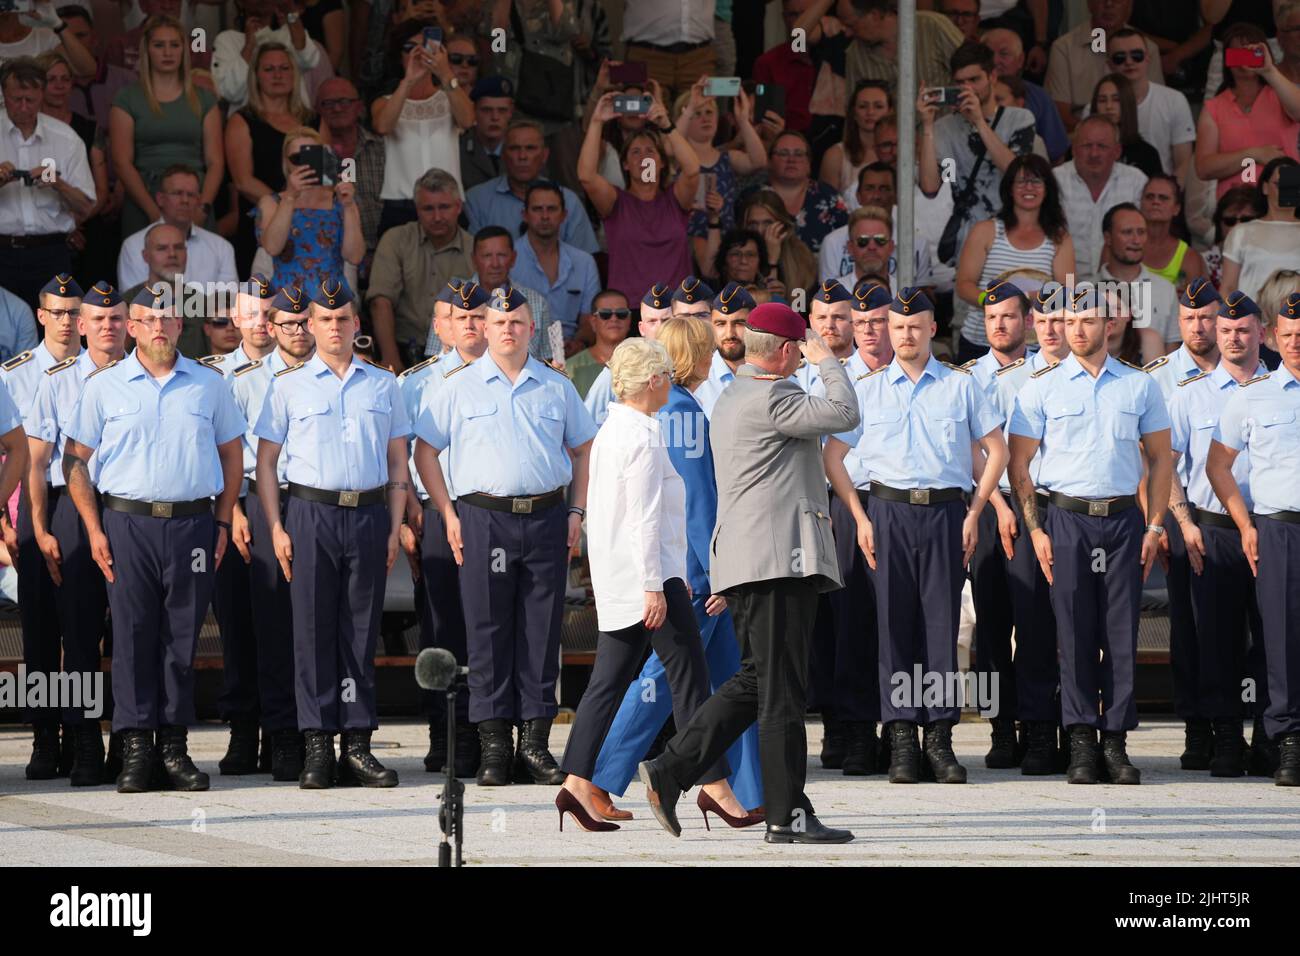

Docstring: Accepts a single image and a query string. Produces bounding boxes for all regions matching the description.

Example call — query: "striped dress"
[959,218,1058,348]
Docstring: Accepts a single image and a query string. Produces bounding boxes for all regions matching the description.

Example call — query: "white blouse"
[586,402,688,632]
[379,89,463,201]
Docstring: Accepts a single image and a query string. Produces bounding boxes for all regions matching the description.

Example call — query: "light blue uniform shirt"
[584,363,615,425]
[417,353,597,497]
[27,351,104,488]
[1213,365,1300,515]
[1,342,60,417]
[401,349,471,500]
[1147,344,1207,401]
[66,351,245,500]
[255,354,412,491]
[834,354,1003,491]
[1009,353,1170,498]
[0,374,21,436]
[230,349,294,486]
[203,344,257,380]
[693,351,738,420]
[985,350,1049,492]
[509,235,602,340]
[1169,362,1268,512]
[0,286,37,362]
[464,177,600,255]
[840,351,881,489]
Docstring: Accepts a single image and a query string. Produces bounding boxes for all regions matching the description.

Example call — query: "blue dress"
[591,383,763,807]
[254,195,347,292]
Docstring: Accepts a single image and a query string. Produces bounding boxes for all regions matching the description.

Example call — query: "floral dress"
[795,180,849,254]
[254,197,346,292]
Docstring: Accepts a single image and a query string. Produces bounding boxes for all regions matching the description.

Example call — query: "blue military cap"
[309,277,355,309]
[813,279,853,305]
[1219,291,1260,319]
[1031,282,1066,314]
[852,279,893,311]
[86,281,123,307]
[471,75,514,101]
[712,281,755,314]
[271,285,310,314]
[1282,292,1300,319]
[450,281,490,310]
[487,284,528,312]
[672,275,714,305]
[1066,282,1099,313]
[245,272,275,300]
[42,274,83,299]
[435,279,466,304]
[642,283,673,310]
[131,282,173,311]
[891,286,934,316]
[983,279,1027,306]
[1179,276,1220,309]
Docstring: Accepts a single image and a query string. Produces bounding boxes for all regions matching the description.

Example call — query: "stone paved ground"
[1,719,1296,867]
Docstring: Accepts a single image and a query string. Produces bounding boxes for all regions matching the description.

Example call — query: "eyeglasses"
[726,248,759,259]
[42,308,81,320]
[772,149,809,159]
[854,235,890,248]
[595,308,630,320]
[131,315,178,328]
[274,318,309,333]
[1109,49,1146,65]
[1013,174,1045,187]
[449,53,480,66]
[318,98,358,110]
[1220,215,1257,227]
[874,140,898,151]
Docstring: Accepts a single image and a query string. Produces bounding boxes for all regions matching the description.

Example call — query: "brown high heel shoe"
[589,785,633,821]
[556,788,620,832]
[697,790,765,830]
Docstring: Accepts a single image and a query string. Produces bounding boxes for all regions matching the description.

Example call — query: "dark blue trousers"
[18,486,62,726]
[1005,500,1059,722]
[456,500,568,724]
[971,503,1016,720]
[1256,516,1300,739]
[214,495,257,721]
[1189,524,1264,719]
[103,509,216,731]
[418,503,469,722]
[1046,505,1142,732]
[869,496,965,724]
[50,490,110,725]
[285,497,389,733]
[1166,519,1202,720]
[824,492,880,721]
[245,492,297,732]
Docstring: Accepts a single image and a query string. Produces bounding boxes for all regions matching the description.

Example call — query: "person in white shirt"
[835,205,901,296]
[1221,156,1300,303]
[1053,115,1147,283]
[556,336,740,833]
[117,165,237,290]
[822,162,935,288]
[210,0,324,110]
[1097,202,1178,363]
[0,3,95,76]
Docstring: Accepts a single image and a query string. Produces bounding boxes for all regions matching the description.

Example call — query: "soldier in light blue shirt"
[669,275,714,319]
[694,281,752,419]
[64,282,246,794]
[796,280,855,397]
[1206,292,1300,786]
[829,287,1007,786]
[1008,283,1172,785]
[413,284,597,787]
[584,283,673,425]
[1144,277,1222,401]
[254,278,412,791]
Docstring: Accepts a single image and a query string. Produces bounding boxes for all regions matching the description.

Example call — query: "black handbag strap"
[952,106,1004,205]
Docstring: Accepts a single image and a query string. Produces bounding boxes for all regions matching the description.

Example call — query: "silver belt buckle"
[1088,499,1109,517]
[151,501,173,518]
[512,497,533,514]
[910,488,930,505]
[338,491,359,507]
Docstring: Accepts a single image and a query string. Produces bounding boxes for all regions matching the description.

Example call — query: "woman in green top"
[567,289,631,399]
[109,14,223,239]
[1140,173,1207,298]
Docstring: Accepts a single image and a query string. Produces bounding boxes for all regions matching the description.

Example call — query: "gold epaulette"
[545,359,571,378]
[359,355,394,374]
[1142,355,1169,373]
[87,359,119,378]
[959,358,978,370]
[198,354,225,367]
[1030,361,1060,379]
[752,373,783,380]
[1118,358,1147,371]
[942,361,971,374]
[995,357,1026,376]
[400,356,437,379]
[1177,371,1209,387]
[233,359,263,377]
[2,350,31,372]
[45,356,76,375]
[443,361,471,379]
[195,359,223,372]
[274,362,305,377]
[857,367,887,380]
[1242,373,1271,387]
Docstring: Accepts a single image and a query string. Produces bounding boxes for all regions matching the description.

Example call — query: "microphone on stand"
[415,648,469,867]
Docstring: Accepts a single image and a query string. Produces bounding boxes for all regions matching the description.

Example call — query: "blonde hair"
[740,190,817,294]
[247,42,311,125]
[34,50,73,76]
[608,337,671,400]
[657,317,714,388]
[1258,268,1300,327]
[850,204,893,232]
[281,126,325,173]
[138,15,202,117]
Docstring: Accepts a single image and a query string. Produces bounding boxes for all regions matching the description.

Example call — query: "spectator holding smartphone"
[211,1,324,111]
[739,190,817,301]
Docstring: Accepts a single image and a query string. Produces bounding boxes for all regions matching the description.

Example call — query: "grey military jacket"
[708,357,860,595]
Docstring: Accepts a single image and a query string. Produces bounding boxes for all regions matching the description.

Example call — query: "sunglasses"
[1221,215,1257,227]
[595,308,630,320]
[1109,49,1146,65]
[854,235,890,248]
[449,53,479,66]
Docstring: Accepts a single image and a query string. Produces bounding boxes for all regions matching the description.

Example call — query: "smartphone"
[704,76,742,98]
[422,26,444,47]
[1224,47,1264,69]
[608,61,648,86]
[753,82,785,120]
[926,86,965,106]
[612,94,653,115]
[290,145,342,187]
[694,172,717,210]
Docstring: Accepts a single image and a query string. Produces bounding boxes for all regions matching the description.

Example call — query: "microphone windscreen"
[414,647,459,691]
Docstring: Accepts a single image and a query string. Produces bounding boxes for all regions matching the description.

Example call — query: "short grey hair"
[413,167,462,202]
[609,338,671,401]
[743,327,787,359]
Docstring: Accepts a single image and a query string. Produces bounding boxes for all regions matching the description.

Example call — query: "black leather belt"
[245,478,288,495]
[1048,491,1137,517]
[287,482,385,507]
[628,39,710,54]
[460,489,564,514]
[103,494,211,518]
[0,232,67,248]
[869,481,964,506]
[1195,507,1238,529]
[1259,510,1300,525]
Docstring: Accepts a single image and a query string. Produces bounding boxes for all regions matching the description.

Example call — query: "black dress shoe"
[270,728,305,782]
[115,729,156,793]
[1180,718,1213,770]
[1020,721,1059,776]
[515,717,565,785]
[1209,718,1245,777]
[158,725,209,791]
[1099,730,1140,785]
[25,723,61,780]
[985,717,1019,769]
[841,721,878,775]
[1066,725,1098,784]
[218,716,260,775]
[887,721,921,784]
[476,719,513,786]
[1249,718,1280,777]
[69,723,106,787]
[1276,733,1300,787]
[338,730,399,787]
[299,730,337,789]
[765,812,854,844]
[923,720,967,783]
[637,759,681,837]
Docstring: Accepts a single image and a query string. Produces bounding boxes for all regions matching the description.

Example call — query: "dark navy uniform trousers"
[870,496,965,725]
[244,492,297,732]
[50,491,111,725]
[213,495,257,722]
[1187,524,1266,720]
[103,510,216,731]
[285,497,388,733]
[17,486,62,726]
[1166,519,1203,721]
[1046,505,1142,732]
[456,500,568,725]
[418,503,469,722]
[1256,516,1300,739]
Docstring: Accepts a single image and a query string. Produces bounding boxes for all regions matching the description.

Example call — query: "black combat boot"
[985,717,1019,769]
[1209,718,1246,777]
[25,723,61,780]
[923,720,967,783]
[1249,718,1280,776]
[338,730,399,788]
[1020,721,1059,776]
[104,731,124,781]
[476,719,513,786]
[454,720,481,778]
[887,721,922,784]
[841,721,877,776]
[1099,730,1141,784]
[1066,725,1099,784]
[69,723,105,787]
[1180,718,1213,770]
[423,713,447,772]
[515,718,565,784]
[299,730,336,789]
[270,729,305,782]
[1276,733,1300,787]
[115,729,156,793]
[218,716,260,775]
[820,713,845,769]
[157,725,209,791]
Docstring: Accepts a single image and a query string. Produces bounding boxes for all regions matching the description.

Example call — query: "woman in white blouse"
[556,338,732,832]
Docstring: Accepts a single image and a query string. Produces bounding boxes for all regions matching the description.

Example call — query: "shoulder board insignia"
[195,360,223,372]
[359,356,393,373]
[198,354,225,367]
[2,350,32,372]
[545,359,571,378]
[443,361,471,379]
[1242,373,1271,387]
[400,356,437,379]
[233,359,263,377]
[1177,371,1209,387]
[1118,358,1146,371]
[86,359,119,379]
[857,367,887,381]
[274,362,305,377]
[959,358,978,370]
[1142,355,1168,373]
[941,361,971,374]
[1030,361,1061,379]
[995,357,1026,376]
[752,373,783,381]
[839,357,848,366]
[45,356,76,375]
